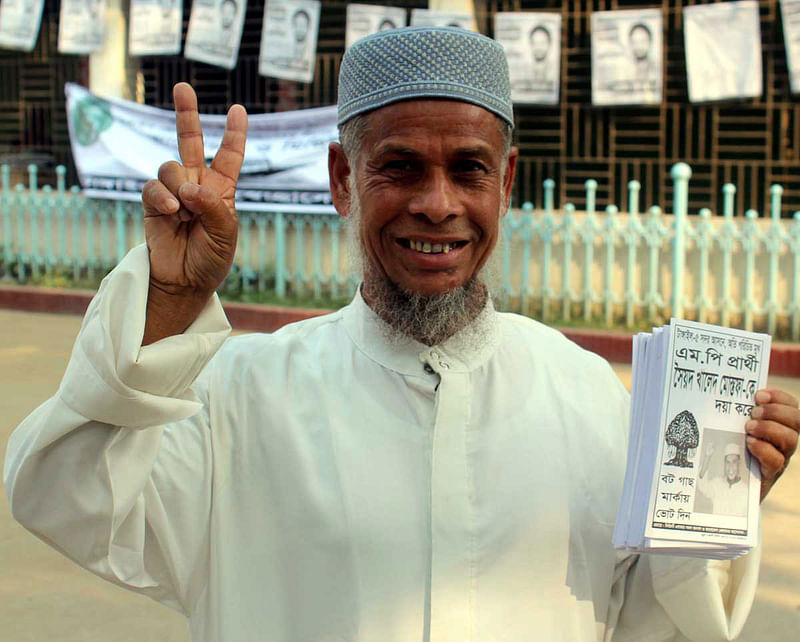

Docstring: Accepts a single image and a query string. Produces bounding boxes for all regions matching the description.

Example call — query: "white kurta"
[4,246,759,642]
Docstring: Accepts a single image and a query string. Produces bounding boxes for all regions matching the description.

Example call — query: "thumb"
[178,182,237,240]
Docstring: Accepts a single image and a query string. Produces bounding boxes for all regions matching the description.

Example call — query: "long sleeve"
[608,545,760,641]
[3,244,231,614]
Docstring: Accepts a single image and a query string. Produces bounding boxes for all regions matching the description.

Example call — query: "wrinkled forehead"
[337,26,514,130]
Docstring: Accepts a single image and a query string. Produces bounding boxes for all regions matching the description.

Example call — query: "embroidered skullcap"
[724,443,742,459]
[337,26,514,128]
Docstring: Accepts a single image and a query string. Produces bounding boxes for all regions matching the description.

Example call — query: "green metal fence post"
[330,217,341,300]
[766,185,785,336]
[670,163,691,319]
[645,206,663,321]
[561,203,575,321]
[114,200,127,264]
[540,179,555,320]
[1,165,10,271]
[275,210,286,298]
[71,187,81,281]
[742,209,760,332]
[790,213,800,341]
[603,205,618,326]
[624,181,641,327]
[15,184,26,281]
[719,184,737,327]
[43,185,54,277]
[696,208,712,324]
[256,215,268,293]
[56,166,67,266]
[582,179,598,321]
[519,201,534,316]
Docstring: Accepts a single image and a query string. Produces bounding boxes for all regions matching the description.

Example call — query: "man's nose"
[408,169,463,224]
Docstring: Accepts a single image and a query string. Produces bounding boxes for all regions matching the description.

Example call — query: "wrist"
[143,280,215,345]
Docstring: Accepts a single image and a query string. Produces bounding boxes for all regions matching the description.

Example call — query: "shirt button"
[430,350,441,360]
[438,361,450,370]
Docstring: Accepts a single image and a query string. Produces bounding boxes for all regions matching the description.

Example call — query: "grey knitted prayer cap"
[337,26,514,128]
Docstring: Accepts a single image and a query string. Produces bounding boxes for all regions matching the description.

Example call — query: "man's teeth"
[408,240,454,254]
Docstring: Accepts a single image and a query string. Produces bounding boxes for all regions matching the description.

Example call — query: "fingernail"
[165,197,179,211]
[746,419,757,433]
[746,436,756,446]
[755,390,770,404]
[751,406,763,419]
[180,183,199,199]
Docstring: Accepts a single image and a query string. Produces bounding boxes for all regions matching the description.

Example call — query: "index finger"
[210,104,248,184]
[173,82,206,169]
[756,388,799,409]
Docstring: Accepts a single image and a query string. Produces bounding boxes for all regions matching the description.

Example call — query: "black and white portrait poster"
[58,0,106,54]
[683,1,762,103]
[410,9,475,31]
[259,0,321,83]
[184,0,246,70]
[780,0,800,93]
[0,0,44,51]
[129,0,183,56]
[591,8,662,106]
[495,12,560,105]
[345,4,406,49]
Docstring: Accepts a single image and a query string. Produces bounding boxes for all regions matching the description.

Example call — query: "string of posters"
[2,1,800,104]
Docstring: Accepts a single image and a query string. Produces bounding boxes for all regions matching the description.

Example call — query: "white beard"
[345,177,504,347]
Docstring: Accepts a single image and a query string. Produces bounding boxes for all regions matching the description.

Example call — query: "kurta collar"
[341,286,501,376]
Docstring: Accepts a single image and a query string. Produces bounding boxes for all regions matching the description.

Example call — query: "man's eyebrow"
[372,145,421,157]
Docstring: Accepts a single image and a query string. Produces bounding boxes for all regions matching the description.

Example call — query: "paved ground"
[0,309,797,641]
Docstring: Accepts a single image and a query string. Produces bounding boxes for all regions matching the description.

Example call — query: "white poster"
[591,8,662,106]
[129,0,183,56]
[495,12,560,105]
[0,0,45,51]
[345,4,406,49]
[780,0,800,93]
[58,0,106,54]
[185,0,246,70]
[683,1,762,103]
[65,82,337,209]
[259,0,321,83]
[410,9,475,31]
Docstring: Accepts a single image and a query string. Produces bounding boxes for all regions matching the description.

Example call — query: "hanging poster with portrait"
[590,8,663,106]
[184,0,246,70]
[58,0,107,54]
[345,4,406,49]
[258,0,321,83]
[0,0,45,51]
[780,0,800,93]
[683,1,762,103]
[129,0,183,56]
[409,9,475,31]
[495,12,560,105]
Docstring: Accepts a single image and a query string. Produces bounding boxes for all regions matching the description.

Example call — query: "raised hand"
[746,388,800,501]
[141,83,248,344]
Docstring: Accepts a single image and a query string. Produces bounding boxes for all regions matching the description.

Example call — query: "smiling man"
[5,27,800,642]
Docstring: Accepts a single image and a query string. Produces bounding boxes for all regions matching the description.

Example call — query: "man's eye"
[454,160,487,173]
[383,160,418,172]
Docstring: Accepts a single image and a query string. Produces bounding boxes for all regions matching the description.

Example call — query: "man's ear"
[502,146,519,214]
[328,142,352,218]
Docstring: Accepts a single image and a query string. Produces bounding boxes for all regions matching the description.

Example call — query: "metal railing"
[3,163,800,339]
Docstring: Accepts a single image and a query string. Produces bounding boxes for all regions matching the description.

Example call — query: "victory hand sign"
[141,83,248,344]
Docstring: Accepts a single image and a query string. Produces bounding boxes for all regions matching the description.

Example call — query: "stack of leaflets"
[614,319,770,559]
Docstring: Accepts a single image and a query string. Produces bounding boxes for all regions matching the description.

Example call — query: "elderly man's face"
[630,28,651,61]
[725,454,741,482]
[331,100,517,297]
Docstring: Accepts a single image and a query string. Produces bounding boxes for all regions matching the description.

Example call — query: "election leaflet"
[614,319,769,559]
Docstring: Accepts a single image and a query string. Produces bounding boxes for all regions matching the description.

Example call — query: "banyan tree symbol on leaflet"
[664,410,699,468]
